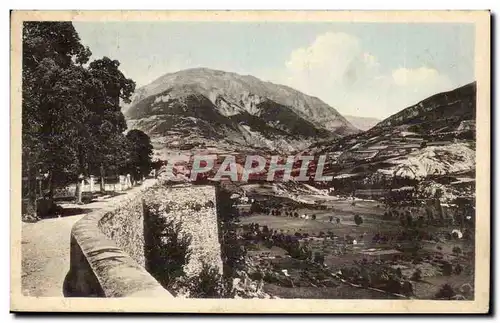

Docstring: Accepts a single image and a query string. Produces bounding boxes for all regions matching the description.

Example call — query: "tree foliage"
[126,129,153,181]
[354,214,363,226]
[22,22,135,216]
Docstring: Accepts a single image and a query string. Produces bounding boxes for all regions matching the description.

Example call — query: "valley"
[123,68,476,300]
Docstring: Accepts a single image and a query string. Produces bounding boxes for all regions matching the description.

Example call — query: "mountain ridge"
[123,67,360,153]
[373,81,476,132]
[124,67,360,135]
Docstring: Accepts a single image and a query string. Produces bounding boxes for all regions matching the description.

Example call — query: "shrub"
[311,214,316,220]
[185,262,224,298]
[217,186,247,279]
[441,262,453,276]
[452,246,462,255]
[313,252,325,265]
[354,214,363,226]
[336,217,341,224]
[454,264,463,275]
[435,283,456,300]
[36,198,63,218]
[22,201,40,222]
[411,269,422,281]
[145,203,192,288]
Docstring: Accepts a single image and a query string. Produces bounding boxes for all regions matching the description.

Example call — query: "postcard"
[10,10,490,313]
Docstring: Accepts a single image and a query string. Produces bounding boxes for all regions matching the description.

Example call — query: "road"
[21,181,154,297]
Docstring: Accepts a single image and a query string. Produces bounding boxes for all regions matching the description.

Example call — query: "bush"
[36,198,63,218]
[313,252,325,265]
[452,246,462,255]
[411,269,422,281]
[311,214,316,220]
[354,214,363,226]
[185,262,224,298]
[441,262,453,276]
[454,264,463,275]
[145,203,192,288]
[217,186,247,279]
[435,283,456,299]
[336,217,341,224]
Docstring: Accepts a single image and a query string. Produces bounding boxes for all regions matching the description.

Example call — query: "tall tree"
[22,22,135,212]
[126,129,153,182]
[86,57,135,192]
[22,22,92,214]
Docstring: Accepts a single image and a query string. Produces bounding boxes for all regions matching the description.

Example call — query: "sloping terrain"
[304,82,476,201]
[373,82,476,133]
[344,115,381,131]
[124,68,360,153]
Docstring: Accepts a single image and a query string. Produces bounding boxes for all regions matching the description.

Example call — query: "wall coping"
[70,185,173,298]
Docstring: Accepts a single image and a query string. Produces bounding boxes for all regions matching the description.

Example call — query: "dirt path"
[21,181,155,297]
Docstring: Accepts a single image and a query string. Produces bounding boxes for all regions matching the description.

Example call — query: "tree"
[144,202,192,286]
[411,268,422,281]
[86,57,135,191]
[216,185,246,282]
[354,214,363,226]
[442,261,453,276]
[22,22,135,213]
[184,262,224,298]
[126,129,153,182]
[435,283,456,300]
[22,22,92,213]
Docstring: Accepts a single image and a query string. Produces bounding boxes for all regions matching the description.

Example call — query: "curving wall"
[63,182,221,298]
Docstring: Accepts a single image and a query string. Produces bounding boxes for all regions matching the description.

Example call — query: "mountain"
[373,82,476,133]
[123,68,359,153]
[304,82,476,202]
[344,115,381,131]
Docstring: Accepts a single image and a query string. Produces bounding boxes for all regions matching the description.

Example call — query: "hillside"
[373,82,476,133]
[305,82,476,202]
[344,115,381,131]
[123,68,359,154]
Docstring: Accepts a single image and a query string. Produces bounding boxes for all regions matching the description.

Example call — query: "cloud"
[285,32,361,78]
[392,67,452,88]
[272,31,455,119]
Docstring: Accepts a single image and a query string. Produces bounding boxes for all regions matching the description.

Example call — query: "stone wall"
[64,183,172,298]
[65,182,222,297]
[142,184,222,278]
[99,193,146,267]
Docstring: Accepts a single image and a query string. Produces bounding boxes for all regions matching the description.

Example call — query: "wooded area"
[22,22,153,220]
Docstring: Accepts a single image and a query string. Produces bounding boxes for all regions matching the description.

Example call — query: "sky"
[74,22,475,119]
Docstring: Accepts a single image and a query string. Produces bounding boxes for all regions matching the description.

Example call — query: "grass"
[263,283,399,299]
[413,274,474,299]
[240,194,476,300]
